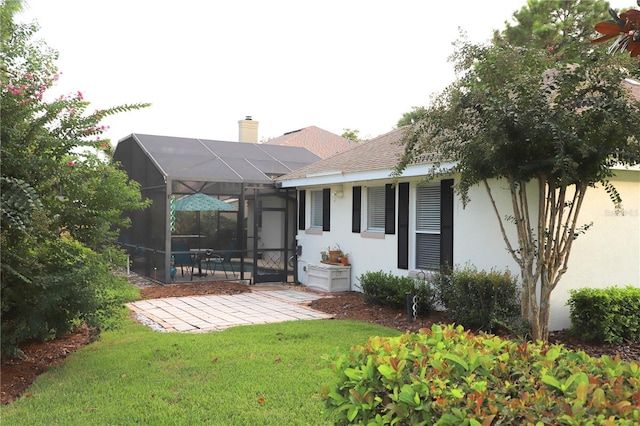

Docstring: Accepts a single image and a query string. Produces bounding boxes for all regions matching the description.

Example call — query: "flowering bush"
[1,6,149,357]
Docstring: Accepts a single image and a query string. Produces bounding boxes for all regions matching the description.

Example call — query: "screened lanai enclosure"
[113,134,320,284]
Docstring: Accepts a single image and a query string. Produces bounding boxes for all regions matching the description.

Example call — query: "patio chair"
[172,241,196,279]
[206,243,236,278]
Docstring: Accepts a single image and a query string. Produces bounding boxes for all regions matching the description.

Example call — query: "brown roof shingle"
[263,126,356,158]
[279,78,640,184]
[277,127,407,181]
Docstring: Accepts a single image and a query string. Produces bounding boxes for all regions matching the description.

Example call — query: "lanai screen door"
[253,205,288,283]
[251,186,297,284]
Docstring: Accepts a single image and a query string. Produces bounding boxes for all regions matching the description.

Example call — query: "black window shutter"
[384,183,395,234]
[352,186,361,233]
[440,179,454,267]
[322,188,331,232]
[397,182,409,269]
[298,190,306,230]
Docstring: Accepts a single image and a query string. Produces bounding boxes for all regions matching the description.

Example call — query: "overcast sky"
[18,0,633,145]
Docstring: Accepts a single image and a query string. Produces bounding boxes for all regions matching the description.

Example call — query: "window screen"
[416,185,441,269]
[367,186,386,231]
[310,190,323,228]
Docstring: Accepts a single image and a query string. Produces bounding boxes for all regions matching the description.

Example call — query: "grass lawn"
[1,318,399,425]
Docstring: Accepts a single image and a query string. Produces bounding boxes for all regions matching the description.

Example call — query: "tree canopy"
[1,2,150,355]
[396,106,427,128]
[395,0,639,129]
[396,27,640,340]
[341,128,361,142]
[495,0,612,58]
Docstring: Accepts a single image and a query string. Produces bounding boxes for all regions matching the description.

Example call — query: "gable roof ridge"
[276,127,408,181]
[263,125,355,158]
[283,126,309,136]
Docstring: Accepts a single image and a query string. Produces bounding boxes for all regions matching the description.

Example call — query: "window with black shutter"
[310,190,323,228]
[440,179,454,267]
[322,188,330,231]
[385,183,395,235]
[415,180,454,269]
[298,190,306,230]
[415,185,441,269]
[397,182,409,269]
[352,186,361,233]
[367,186,385,231]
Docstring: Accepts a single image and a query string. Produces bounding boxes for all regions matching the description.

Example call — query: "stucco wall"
[296,181,404,291]
[295,171,639,331]
[453,172,640,330]
[547,170,639,330]
[452,180,526,274]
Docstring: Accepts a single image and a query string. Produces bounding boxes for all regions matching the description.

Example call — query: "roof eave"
[279,161,457,188]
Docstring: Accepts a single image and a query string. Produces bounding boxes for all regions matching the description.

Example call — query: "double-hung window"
[415,185,441,269]
[310,190,324,228]
[367,186,386,231]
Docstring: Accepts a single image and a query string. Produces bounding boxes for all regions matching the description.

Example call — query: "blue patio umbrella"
[175,193,235,212]
[174,193,235,251]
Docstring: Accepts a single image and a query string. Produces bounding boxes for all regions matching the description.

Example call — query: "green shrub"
[358,271,435,316]
[413,276,437,317]
[568,286,640,344]
[1,237,140,358]
[322,324,640,425]
[90,269,141,331]
[432,265,523,333]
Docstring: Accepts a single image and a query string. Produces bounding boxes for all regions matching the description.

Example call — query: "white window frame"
[310,190,323,229]
[366,186,386,232]
[415,185,440,270]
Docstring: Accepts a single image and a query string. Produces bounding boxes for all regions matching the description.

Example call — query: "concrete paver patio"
[128,289,333,332]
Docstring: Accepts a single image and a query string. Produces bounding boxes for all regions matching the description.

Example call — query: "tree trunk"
[483,178,588,342]
[521,271,540,339]
[484,179,539,336]
[535,268,555,341]
[538,282,552,341]
[521,278,530,324]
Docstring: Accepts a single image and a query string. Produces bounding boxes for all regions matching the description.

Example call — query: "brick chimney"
[238,116,259,143]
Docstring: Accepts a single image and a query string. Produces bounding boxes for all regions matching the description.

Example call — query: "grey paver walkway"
[128,289,333,333]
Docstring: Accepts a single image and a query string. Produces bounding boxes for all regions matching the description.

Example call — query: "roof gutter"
[278,161,457,188]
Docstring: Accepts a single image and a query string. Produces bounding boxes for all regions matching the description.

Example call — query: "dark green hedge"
[568,286,640,344]
[357,270,435,316]
[431,265,523,334]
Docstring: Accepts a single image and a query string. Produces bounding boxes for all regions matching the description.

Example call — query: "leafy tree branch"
[395,33,640,340]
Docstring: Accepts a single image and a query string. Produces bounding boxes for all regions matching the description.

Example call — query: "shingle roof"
[263,126,356,158]
[277,79,640,185]
[276,127,408,181]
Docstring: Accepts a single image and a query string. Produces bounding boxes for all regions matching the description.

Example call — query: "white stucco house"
[276,127,640,331]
